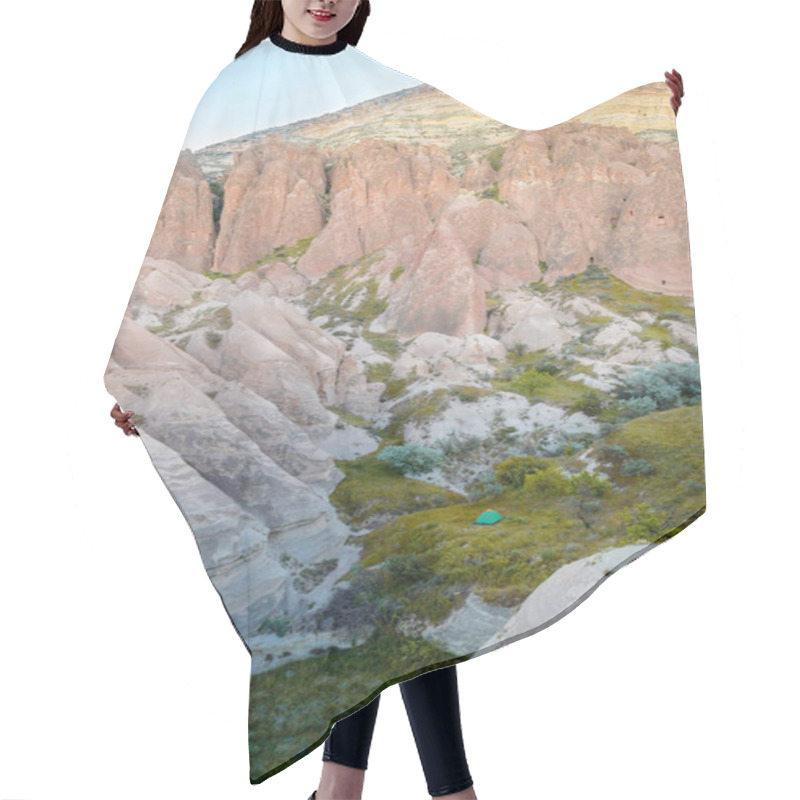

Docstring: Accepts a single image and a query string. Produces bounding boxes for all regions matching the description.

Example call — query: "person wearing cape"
[105,0,698,794]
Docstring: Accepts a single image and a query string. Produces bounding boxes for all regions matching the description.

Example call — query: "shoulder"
[339,44,425,88]
[181,43,271,152]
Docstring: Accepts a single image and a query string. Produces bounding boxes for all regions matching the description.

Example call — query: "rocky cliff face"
[297,138,459,281]
[144,150,216,273]
[190,82,690,296]
[213,138,328,275]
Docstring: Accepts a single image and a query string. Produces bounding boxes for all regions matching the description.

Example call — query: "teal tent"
[474,509,504,525]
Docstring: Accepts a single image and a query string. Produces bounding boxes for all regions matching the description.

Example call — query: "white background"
[1,1,797,798]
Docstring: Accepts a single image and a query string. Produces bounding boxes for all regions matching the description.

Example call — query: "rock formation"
[145,149,215,273]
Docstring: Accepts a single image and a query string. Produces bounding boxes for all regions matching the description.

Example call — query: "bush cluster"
[377,443,444,475]
[614,360,700,417]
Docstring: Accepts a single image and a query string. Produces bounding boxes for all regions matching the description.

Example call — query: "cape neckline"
[269,31,349,56]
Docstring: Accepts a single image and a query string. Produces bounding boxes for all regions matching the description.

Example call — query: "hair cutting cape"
[104,30,705,784]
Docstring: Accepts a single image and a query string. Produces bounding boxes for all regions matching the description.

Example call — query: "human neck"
[280,18,337,47]
[269,30,348,55]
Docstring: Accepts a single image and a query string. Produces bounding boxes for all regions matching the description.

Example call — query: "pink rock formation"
[296,138,457,279]
[213,137,327,275]
[145,149,216,273]
[443,195,542,289]
[378,216,486,337]
[497,123,690,294]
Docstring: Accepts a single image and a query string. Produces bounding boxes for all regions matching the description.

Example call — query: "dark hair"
[235,1,371,59]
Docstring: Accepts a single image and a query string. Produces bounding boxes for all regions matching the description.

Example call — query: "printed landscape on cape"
[104,45,704,782]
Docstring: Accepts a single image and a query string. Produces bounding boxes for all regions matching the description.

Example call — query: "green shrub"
[617,396,658,419]
[596,444,629,462]
[535,358,561,376]
[480,181,500,201]
[523,467,572,497]
[205,330,223,349]
[437,432,482,457]
[377,443,444,475]
[620,458,656,476]
[570,390,604,416]
[510,368,554,399]
[450,385,490,403]
[495,455,549,489]
[615,361,701,411]
[540,547,558,562]
[366,362,393,383]
[384,553,433,584]
[569,470,613,498]
[486,146,505,171]
[621,503,669,542]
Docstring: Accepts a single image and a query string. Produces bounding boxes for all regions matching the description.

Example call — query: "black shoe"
[307,792,317,800]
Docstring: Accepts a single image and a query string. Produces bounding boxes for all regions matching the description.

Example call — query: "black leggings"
[322,664,473,797]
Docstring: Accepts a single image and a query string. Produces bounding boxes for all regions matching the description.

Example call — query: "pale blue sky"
[182,38,423,152]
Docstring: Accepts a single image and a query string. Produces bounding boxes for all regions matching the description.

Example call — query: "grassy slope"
[248,626,460,782]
